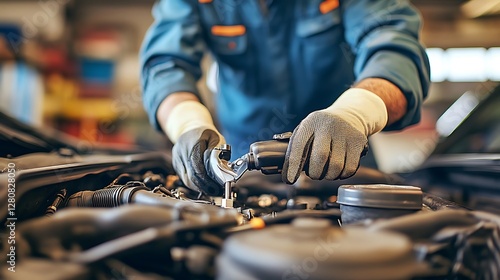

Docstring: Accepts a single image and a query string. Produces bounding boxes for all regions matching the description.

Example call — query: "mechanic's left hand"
[282,88,388,184]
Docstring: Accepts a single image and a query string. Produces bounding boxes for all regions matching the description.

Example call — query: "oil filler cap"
[337,184,423,210]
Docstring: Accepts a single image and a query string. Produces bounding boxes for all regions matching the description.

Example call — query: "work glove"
[282,88,388,184]
[165,101,225,196]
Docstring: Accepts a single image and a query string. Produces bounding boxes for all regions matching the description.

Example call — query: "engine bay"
[1,150,500,280]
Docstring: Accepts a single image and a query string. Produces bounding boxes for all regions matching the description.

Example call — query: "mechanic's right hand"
[172,126,225,196]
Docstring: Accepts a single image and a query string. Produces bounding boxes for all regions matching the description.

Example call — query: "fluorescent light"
[446,48,487,82]
[461,0,500,18]
[486,48,500,81]
[426,48,447,82]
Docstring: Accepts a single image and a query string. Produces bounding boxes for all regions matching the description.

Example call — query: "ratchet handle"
[247,139,290,175]
[246,133,368,175]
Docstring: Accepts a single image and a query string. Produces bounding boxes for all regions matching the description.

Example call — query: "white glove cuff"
[165,101,217,143]
[323,88,388,136]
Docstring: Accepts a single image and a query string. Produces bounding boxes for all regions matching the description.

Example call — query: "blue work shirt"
[140,0,430,158]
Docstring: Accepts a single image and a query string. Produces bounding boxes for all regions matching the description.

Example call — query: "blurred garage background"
[0,0,498,173]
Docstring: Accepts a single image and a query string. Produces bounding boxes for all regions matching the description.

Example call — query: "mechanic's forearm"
[354,78,408,126]
[157,92,201,132]
[157,92,219,144]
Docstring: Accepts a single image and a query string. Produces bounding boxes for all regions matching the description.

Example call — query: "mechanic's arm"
[354,78,407,126]
[282,0,430,184]
[157,92,203,140]
[140,0,224,196]
[345,0,431,129]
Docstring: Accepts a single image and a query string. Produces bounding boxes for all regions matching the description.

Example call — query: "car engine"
[1,146,500,280]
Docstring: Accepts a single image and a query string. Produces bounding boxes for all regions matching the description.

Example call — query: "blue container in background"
[79,57,115,85]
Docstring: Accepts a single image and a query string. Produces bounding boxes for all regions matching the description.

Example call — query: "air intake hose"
[66,185,148,207]
[66,185,208,209]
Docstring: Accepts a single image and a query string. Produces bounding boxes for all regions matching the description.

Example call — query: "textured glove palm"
[282,88,388,184]
[172,127,225,196]
[282,111,368,184]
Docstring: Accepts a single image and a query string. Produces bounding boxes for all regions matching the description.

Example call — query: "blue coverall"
[140,0,430,157]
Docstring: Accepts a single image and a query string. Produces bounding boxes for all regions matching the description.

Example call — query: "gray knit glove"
[282,88,388,184]
[172,127,225,196]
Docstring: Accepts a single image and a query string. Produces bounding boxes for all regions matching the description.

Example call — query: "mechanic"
[140,0,430,196]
